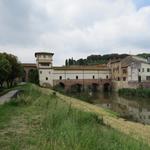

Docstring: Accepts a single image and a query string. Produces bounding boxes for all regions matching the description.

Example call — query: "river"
[74,92,150,125]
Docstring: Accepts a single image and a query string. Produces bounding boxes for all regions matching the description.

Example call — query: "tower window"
[106,75,109,79]
[59,76,62,80]
[46,77,48,80]
[40,71,42,74]
[142,68,144,72]
[76,76,78,80]
[93,75,95,79]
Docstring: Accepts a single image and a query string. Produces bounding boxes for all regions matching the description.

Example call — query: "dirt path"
[0,90,19,105]
[39,87,150,145]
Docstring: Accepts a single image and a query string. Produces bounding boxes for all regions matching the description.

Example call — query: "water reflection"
[91,92,150,125]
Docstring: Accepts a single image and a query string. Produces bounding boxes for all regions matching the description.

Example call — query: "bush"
[118,88,150,98]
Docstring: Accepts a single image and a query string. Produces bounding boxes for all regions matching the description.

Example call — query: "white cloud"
[0,0,150,65]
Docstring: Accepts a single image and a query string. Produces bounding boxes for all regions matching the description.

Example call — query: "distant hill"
[65,53,150,66]
[137,53,150,59]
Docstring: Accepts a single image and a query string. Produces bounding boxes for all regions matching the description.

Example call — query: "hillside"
[0,84,150,149]
[65,53,150,66]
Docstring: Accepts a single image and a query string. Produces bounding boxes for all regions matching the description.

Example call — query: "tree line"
[65,53,150,66]
[65,53,129,66]
[0,52,23,88]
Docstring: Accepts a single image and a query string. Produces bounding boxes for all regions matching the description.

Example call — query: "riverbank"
[42,86,150,144]
[118,88,150,98]
[0,84,149,149]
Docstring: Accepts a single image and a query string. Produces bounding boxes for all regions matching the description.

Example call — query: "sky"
[0,0,150,65]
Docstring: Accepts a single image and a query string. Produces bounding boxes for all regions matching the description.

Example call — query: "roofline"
[35,52,54,57]
[52,66,110,71]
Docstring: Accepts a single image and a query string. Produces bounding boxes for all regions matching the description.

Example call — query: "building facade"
[35,52,112,91]
[33,52,150,90]
[108,56,150,89]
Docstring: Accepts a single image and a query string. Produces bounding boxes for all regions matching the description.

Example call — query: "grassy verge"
[0,84,149,149]
[118,88,150,98]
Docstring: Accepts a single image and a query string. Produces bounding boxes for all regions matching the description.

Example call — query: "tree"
[0,53,23,88]
[3,53,23,87]
[28,69,39,85]
[0,55,11,88]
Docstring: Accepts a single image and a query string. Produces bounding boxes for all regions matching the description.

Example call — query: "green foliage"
[0,52,23,88]
[0,55,11,87]
[137,53,150,59]
[118,88,150,98]
[28,69,39,85]
[65,53,129,66]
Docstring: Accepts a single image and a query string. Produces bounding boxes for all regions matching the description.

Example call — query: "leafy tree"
[0,56,11,88]
[0,52,23,88]
[3,53,23,87]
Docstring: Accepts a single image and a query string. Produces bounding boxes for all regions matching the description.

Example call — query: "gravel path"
[0,90,19,105]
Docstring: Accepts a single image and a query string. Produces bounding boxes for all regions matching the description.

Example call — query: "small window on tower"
[93,75,95,79]
[40,71,42,74]
[142,68,144,72]
[59,76,62,80]
[46,77,48,80]
[76,76,78,80]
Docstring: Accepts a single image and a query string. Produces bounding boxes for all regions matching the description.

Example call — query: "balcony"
[37,58,52,63]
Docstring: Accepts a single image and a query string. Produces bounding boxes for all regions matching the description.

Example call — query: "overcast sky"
[0,0,150,65]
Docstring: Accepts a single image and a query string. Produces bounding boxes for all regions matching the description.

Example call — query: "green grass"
[0,84,149,150]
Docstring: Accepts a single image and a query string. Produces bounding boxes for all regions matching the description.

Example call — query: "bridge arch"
[91,83,99,92]
[71,83,82,93]
[59,82,65,89]
[103,83,111,92]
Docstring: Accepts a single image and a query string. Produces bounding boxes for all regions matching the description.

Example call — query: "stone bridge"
[53,79,112,92]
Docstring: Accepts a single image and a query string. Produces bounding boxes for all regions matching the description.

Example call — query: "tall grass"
[0,84,149,149]
[118,88,150,98]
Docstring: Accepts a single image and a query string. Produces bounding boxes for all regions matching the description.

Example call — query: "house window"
[123,77,126,81]
[46,77,48,80]
[146,76,150,81]
[147,68,150,72]
[93,75,95,79]
[76,76,78,80]
[59,76,62,80]
[123,69,127,74]
[40,71,42,74]
[138,69,140,72]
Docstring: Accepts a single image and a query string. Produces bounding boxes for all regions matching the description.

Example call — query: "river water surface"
[77,92,150,125]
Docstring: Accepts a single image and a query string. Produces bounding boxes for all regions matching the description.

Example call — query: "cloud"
[0,0,150,65]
